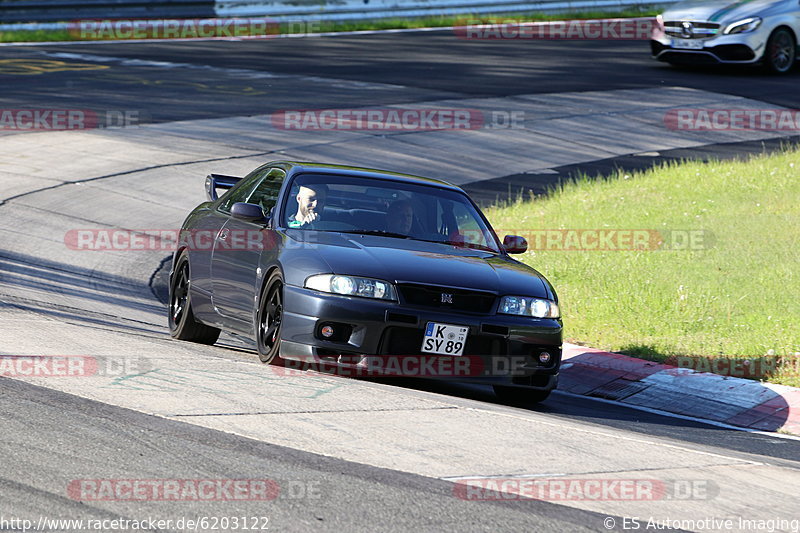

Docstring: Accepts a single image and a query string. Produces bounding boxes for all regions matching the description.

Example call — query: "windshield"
[283,173,501,253]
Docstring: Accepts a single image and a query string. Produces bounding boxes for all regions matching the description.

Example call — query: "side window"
[435,199,448,236]
[246,167,286,214]
[217,170,264,213]
[451,201,488,246]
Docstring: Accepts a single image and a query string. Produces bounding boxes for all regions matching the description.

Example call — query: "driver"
[387,199,415,235]
[288,184,328,228]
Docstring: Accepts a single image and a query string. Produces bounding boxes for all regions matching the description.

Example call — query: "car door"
[211,167,285,330]
[186,171,262,321]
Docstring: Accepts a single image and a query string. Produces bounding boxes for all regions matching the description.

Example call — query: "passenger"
[288,184,328,228]
[387,199,415,235]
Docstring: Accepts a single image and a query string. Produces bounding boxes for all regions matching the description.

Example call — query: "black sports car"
[169,162,562,402]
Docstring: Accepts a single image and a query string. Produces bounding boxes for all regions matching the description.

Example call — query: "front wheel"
[168,252,221,344]
[493,386,552,405]
[256,270,284,364]
[763,28,796,74]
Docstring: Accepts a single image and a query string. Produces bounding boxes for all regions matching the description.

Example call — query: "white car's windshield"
[283,173,501,253]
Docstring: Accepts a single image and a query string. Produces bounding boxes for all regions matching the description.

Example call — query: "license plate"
[672,38,704,50]
[421,322,468,356]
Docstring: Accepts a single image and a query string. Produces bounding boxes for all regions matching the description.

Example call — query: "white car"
[651,0,800,73]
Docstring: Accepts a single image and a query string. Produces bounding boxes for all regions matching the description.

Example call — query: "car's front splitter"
[277,284,562,390]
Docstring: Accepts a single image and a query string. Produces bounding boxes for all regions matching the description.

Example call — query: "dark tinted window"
[246,168,286,214]
[282,173,499,253]
[217,170,263,213]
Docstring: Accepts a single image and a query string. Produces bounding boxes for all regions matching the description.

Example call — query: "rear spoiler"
[205,173,241,201]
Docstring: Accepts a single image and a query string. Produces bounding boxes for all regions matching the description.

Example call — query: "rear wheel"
[168,252,221,344]
[764,28,796,74]
[257,270,284,364]
[493,386,551,405]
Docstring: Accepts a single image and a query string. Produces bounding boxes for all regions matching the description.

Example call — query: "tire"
[763,28,796,74]
[168,251,221,344]
[256,270,284,364]
[493,385,551,405]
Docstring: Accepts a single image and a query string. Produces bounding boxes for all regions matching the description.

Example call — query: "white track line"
[36,50,411,90]
[0,16,655,46]
[0,25,455,47]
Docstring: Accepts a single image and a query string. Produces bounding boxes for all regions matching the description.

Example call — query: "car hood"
[662,0,785,23]
[286,231,553,299]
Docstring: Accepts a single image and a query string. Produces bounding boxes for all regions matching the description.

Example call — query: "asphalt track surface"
[1,30,800,532]
[1,378,613,532]
[1,33,798,122]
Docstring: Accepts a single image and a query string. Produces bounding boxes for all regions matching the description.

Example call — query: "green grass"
[484,147,800,387]
[0,8,661,43]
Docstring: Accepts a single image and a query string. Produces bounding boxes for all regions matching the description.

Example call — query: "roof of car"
[271,161,462,191]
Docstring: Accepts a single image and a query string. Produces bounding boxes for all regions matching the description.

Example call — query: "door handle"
[219,228,230,240]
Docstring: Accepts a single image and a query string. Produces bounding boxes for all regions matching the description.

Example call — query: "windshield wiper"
[342,229,410,239]
[410,237,498,254]
[343,230,498,253]
[451,241,496,253]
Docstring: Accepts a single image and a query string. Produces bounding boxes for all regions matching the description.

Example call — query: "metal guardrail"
[0,0,669,25]
[216,0,667,20]
[0,0,215,23]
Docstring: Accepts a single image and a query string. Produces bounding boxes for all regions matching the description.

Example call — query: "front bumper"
[651,30,766,64]
[279,284,562,390]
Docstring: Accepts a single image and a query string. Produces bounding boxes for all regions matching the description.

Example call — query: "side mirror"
[231,202,266,222]
[503,234,528,254]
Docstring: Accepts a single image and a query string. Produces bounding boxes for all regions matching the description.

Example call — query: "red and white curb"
[560,343,800,435]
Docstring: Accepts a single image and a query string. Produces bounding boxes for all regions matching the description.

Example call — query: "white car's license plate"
[421,322,468,356]
[672,38,704,50]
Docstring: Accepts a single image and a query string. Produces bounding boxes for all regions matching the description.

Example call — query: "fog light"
[538,351,552,364]
[321,325,334,338]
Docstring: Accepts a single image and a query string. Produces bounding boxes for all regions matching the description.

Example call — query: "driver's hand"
[300,211,319,225]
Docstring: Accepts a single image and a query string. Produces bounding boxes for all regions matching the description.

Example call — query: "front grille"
[711,44,755,61]
[397,283,495,314]
[664,21,720,29]
[512,374,553,387]
[664,20,720,39]
[378,327,558,362]
[658,51,720,64]
[378,326,501,357]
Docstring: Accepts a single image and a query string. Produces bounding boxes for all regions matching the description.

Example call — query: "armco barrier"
[214,0,669,20]
[0,0,215,23]
[0,0,671,26]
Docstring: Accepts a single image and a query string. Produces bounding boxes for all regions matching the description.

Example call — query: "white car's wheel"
[764,28,796,74]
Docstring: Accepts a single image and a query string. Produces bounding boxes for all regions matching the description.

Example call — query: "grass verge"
[484,147,800,387]
[0,8,661,43]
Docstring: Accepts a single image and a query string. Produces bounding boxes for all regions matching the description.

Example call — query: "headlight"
[305,274,397,300]
[498,296,560,318]
[723,17,761,34]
